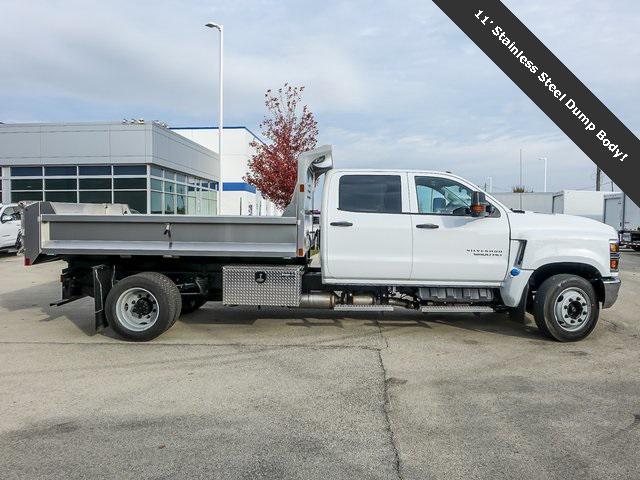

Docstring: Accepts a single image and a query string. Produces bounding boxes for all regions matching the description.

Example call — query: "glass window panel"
[80,191,111,203]
[45,178,77,190]
[150,166,163,178]
[113,165,146,176]
[45,166,76,176]
[151,192,163,214]
[114,191,147,213]
[151,179,163,191]
[12,191,43,201]
[114,177,146,190]
[164,194,175,214]
[164,181,175,193]
[176,184,186,195]
[46,191,78,202]
[12,179,43,191]
[176,195,186,215]
[338,175,402,214]
[80,178,111,190]
[11,166,42,177]
[187,196,196,215]
[415,176,473,215]
[188,185,196,192]
[79,165,111,175]
[164,170,176,181]
[176,174,187,183]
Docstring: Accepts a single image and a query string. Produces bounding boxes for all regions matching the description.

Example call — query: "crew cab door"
[409,174,510,284]
[0,206,21,248]
[322,172,412,283]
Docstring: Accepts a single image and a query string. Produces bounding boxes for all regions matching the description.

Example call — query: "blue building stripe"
[223,182,256,193]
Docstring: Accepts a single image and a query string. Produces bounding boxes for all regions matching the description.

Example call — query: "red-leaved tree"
[245,84,318,209]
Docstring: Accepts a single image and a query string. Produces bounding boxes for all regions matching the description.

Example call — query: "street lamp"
[205,22,224,185]
[538,157,548,192]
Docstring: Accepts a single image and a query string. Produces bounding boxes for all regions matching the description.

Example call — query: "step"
[421,305,495,313]
[333,305,395,312]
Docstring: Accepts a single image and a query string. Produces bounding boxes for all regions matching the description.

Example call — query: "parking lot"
[1,252,639,479]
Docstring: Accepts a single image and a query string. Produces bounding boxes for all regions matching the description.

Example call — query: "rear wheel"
[533,274,599,342]
[106,272,181,341]
[632,246,640,252]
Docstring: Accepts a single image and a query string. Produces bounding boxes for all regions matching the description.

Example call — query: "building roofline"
[170,125,264,144]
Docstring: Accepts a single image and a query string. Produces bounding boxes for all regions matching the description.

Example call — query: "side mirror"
[470,192,489,218]
[1,214,13,224]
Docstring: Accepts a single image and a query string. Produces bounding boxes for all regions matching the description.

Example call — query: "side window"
[3,207,20,221]
[415,176,473,215]
[339,175,402,213]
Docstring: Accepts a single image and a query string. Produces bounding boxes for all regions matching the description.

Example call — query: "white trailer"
[604,193,640,250]
[552,190,619,222]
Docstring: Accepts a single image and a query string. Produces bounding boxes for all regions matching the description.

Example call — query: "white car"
[0,204,22,253]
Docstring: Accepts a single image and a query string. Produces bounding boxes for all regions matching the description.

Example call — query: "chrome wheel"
[115,287,159,332]
[554,287,591,332]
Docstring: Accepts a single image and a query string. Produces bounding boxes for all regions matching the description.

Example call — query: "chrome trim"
[601,277,621,309]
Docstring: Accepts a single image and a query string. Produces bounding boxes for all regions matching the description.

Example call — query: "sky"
[1,0,638,192]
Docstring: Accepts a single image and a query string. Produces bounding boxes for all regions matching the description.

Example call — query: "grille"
[222,265,303,307]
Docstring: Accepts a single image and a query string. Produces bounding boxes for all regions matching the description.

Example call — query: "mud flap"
[92,265,114,333]
[508,283,529,324]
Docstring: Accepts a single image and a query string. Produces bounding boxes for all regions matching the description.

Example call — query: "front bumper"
[602,277,621,309]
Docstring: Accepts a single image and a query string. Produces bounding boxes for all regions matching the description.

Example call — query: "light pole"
[205,22,224,188]
[538,157,548,192]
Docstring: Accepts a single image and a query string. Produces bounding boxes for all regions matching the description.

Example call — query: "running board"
[421,305,495,313]
[334,305,395,312]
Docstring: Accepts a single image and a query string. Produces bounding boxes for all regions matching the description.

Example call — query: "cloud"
[0,0,638,192]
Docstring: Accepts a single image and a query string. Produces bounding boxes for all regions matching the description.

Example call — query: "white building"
[172,126,279,216]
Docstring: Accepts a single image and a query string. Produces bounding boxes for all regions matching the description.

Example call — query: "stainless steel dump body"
[22,146,333,264]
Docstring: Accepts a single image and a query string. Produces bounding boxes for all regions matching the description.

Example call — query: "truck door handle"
[416,223,439,229]
[330,221,353,227]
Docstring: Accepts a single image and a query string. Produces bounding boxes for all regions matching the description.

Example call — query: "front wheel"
[533,274,599,342]
[105,272,181,341]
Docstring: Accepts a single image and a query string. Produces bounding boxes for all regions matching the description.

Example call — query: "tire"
[632,246,640,252]
[180,296,207,314]
[105,272,181,341]
[137,272,182,326]
[14,231,22,253]
[533,274,599,342]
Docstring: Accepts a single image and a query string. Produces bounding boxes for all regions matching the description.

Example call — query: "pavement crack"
[375,316,390,349]
[376,349,404,480]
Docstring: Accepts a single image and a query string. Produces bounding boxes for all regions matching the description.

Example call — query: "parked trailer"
[604,193,640,250]
[22,146,621,342]
[552,190,619,222]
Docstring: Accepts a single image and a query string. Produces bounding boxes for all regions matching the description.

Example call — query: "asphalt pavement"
[1,252,639,479]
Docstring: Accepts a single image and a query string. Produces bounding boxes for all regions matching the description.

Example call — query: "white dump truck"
[22,146,621,342]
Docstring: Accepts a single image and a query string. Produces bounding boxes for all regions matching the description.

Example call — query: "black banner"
[432,0,640,205]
